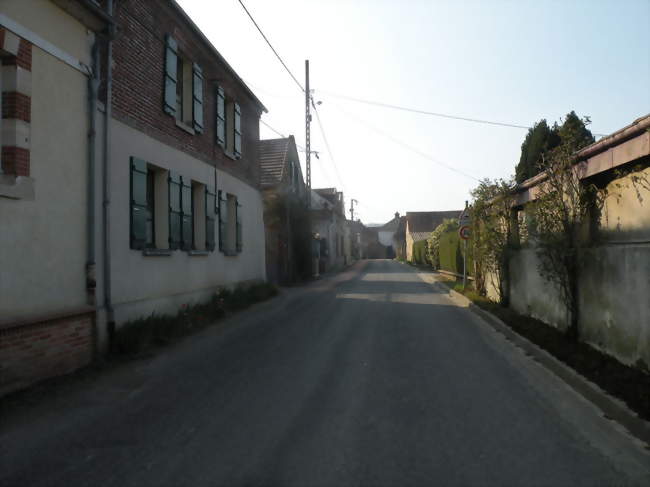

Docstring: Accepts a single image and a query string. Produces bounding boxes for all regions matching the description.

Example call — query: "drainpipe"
[103,0,115,345]
[87,41,99,305]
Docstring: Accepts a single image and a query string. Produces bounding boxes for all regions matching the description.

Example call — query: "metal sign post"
[458,202,471,290]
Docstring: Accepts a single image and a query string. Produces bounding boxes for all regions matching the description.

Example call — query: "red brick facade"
[1,146,30,176]
[111,0,265,188]
[0,312,94,395]
[2,92,31,123]
[0,27,32,177]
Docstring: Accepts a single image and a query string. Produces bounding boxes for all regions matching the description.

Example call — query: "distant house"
[311,187,351,272]
[377,212,401,258]
[405,211,460,262]
[393,216,407,260]
[259,136,309,284]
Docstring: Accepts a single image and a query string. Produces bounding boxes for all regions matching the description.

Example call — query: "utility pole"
[350,198,357,221]
[305,59,311,208]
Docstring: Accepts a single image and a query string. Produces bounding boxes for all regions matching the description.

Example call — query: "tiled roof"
[410,232,432,242]
[406,211,460,233]
[378,215,400,231]
[259,138,290,188]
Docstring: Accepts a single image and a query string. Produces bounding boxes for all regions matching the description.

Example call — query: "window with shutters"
[206,186,217,251]
[163,34,203,134]
[215,86,226,148]
[191,182,206,251]
[218,90,242,159]
[218,192,240,255]
[168,172,182,250]
[236,198,243,253]
[181,178,193,251]
[131,158,169,251]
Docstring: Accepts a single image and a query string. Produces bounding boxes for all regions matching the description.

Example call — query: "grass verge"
[440,279,650,422]
[112,282,278,356]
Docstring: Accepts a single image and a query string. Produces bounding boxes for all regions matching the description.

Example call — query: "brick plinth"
[0,312,94,396]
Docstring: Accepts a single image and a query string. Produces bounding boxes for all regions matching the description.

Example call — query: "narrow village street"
[2,260,648,487]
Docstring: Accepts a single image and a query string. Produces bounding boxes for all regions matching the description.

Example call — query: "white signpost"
[458,203,471,289]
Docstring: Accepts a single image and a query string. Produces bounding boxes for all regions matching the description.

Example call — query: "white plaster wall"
[579,245,650,368]
[1,0,93,66]
[378,231,393,247]
[508,248,568,331]
[599,166,650,241]
[107,119,266,326]
[484,269,502,303]
[0,30,89,320]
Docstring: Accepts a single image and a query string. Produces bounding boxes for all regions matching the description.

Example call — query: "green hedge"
[411,240,429,265]
[438,228,472,275]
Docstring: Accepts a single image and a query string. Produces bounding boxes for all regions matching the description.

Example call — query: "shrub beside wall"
[439,228,472,275]
[411,240,429,265]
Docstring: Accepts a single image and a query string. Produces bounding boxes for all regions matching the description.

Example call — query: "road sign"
[459,209,471,227]
[459,225,471,240]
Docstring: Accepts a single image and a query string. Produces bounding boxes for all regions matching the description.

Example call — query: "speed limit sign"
[459,225,471,240]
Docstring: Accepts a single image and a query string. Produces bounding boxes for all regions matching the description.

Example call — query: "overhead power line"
[322,91,532,130]
[237,0,304,93]
[260,119,287,138]
[328,100,480,182]
[312,106,347,193]
[320,91,607,137]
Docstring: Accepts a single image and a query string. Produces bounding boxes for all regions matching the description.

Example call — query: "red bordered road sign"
[459,225,471,240]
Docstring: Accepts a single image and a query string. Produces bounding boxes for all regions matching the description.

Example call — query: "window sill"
[175,119,196,135]
[142,248,173,256]
[222,250,239,257]
[0,175,35,200]
[224,150,241,161]
[188,250,210,256]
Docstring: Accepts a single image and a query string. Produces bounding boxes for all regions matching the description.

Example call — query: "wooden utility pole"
[305,60,311,208]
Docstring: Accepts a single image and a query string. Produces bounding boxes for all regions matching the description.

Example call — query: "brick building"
[97,0,268,344]
[1,0,269,394]
[259,136,310,284]
[1,0,112,395]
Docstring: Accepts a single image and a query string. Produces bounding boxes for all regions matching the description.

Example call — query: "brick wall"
[0,27,32,176]
[111,0,263,188]
[0,312,93,396]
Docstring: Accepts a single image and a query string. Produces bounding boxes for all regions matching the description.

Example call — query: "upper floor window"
[163,34,203,134]
[215,85,241,159]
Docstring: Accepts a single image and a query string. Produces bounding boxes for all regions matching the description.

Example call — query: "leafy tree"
[528,114,598,341]
[515,112,594,184]
[469,178,516,302]
[515,120,560,184]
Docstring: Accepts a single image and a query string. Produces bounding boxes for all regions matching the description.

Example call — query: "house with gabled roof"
[405,211,460,261]
[259,136,310,283]
[311,187,351,272]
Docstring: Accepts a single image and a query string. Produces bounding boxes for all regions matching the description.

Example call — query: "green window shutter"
[205,186,216,251]
[163,34,178,116]
[234,102,242,158]
[181,177,193,251]
[218,190,228,252]
[168,171,182,249]
[130,157,148,250]
[192,63,204,133]
[236,198,242,253]
[216,86,225,147]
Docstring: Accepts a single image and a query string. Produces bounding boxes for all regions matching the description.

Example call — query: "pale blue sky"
[178,0,650,224]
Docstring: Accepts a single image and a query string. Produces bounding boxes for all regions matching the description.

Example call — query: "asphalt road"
[2,260,649,486]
